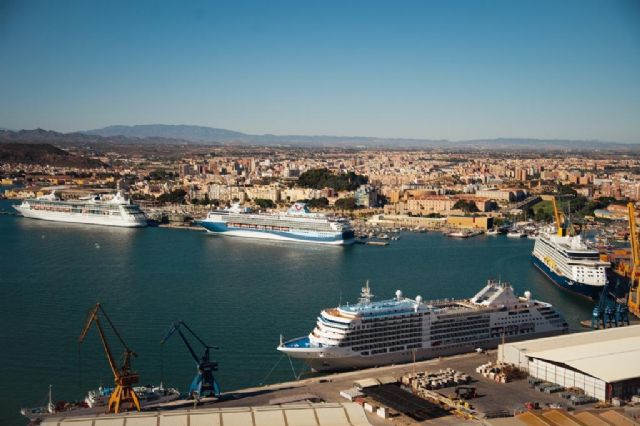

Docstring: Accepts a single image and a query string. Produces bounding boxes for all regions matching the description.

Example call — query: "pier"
[35,349,621,425]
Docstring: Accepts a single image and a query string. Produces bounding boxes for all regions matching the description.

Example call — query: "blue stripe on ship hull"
[531,255,603,300]
[200,220,353,243]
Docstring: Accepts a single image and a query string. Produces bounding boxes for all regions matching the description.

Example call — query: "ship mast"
[358,280,374,304]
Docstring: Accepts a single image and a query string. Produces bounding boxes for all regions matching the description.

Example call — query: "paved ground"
[198,349,591,424]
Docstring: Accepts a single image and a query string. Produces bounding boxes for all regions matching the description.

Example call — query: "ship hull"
[200,220,354,246]
[532,256,603,300]
[280,330,565,372]
[14,206,147,228]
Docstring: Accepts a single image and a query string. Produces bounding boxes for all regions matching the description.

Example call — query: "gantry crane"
[78,303,141,413]
[627,203,640,317]
[160,321,220,399]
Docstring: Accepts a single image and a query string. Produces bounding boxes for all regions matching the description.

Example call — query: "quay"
[157,223,205,231]
[36,349,640,426]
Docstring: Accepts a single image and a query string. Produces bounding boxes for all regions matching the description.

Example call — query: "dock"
[365,241,389,246]
[33,349,623,425]
[157,223,205,231]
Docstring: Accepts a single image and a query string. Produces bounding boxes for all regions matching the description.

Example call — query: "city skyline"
[1,0,639,142]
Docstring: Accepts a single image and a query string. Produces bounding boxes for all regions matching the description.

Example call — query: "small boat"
[21,383,180,423]
[507,229,526,238]
[446,230,470,238]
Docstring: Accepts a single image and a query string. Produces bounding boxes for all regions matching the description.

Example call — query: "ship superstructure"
[14,191,147,227]
[532,228,609,299]
[200,203,354,245]
[278,280,567,371]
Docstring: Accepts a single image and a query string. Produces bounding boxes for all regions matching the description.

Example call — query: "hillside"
[0,143,106,168]
[83,124,639,150]
[0,128,212,146]
[0,126,637,151]
[83,124,246,142]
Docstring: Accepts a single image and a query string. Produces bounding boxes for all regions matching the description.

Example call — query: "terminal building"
[498,325,640,401]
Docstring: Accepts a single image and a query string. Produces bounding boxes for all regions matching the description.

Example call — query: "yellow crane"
[551,197,566,236]
[78,303,141,413]
[627,203,640,317]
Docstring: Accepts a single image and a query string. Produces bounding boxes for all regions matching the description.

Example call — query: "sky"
[0,0,639,142]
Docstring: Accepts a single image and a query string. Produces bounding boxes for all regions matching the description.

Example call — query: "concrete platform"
[35,350,616,425]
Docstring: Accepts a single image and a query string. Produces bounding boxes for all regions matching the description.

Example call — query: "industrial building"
[498,326,640,401]
[39,403,372,426]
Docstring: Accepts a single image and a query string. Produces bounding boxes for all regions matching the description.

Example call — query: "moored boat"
[21,383,179,423]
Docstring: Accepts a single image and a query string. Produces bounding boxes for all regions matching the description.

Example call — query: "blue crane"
[160,321,220,399]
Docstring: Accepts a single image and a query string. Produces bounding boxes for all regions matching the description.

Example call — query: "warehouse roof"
[41,402,372,426]
[503,325,640,383]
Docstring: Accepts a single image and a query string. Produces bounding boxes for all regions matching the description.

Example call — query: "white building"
[499,325,640,401]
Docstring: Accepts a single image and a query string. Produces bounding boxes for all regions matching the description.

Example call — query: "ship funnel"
[395,290,403,301]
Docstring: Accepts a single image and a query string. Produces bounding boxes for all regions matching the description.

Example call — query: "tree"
[254,198,275,209]
[335,197,357,211]
[306,197,329,208]
[297,169,368,191]
[157,189,186,204]
[453,199,479,213]
[534,208,552,222]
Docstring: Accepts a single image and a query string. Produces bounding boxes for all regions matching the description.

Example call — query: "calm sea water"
[0,199,594,425]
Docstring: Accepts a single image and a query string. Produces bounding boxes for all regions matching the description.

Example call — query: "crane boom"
[161,320,220,398]
[161,321,200,364]
[627,203,640,318]
[78,303,141,413]
[79,304,119,380]
[629,203,640,268]
[551,197,566,236]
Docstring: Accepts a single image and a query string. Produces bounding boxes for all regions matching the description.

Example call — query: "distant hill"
[0,128,212,146]
[0,126,637,150]
[0,143,106,168]
[83,124,638,150]
[84,124,246,143]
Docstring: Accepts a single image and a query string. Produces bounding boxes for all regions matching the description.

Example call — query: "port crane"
[551,197,567,236]
[627,203,640,317]
[78,303,141,413]
[160,321,220,399]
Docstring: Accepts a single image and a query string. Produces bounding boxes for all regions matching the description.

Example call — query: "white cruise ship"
[199,203,354,245]
[532,227,610,299]
[14,191,147,227]
[278,280,567,371]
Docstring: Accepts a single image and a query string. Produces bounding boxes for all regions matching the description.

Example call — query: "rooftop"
[502,325,640,383]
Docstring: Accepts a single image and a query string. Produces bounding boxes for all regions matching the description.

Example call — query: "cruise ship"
[14,191,148,227]
[199,203,355,245]
[532,227,610,299]
[278,280,567,371]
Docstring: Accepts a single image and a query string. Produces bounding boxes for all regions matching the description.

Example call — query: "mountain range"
[83,125,640,150]
[0,125,637,150]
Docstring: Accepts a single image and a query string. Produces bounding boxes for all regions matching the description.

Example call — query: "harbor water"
[0,199,594,425]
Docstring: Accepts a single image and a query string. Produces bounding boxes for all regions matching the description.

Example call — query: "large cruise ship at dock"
[199,203,355,245]
[532,227,610,299]
[278,280,567,371]
[14,191,147,227]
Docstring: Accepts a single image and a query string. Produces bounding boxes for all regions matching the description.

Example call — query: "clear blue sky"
[1,0,639,142]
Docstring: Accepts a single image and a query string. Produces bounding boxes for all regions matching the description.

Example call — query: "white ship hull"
[282,330,564,372]
[204,228,353,245]
[15,205,147,228]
